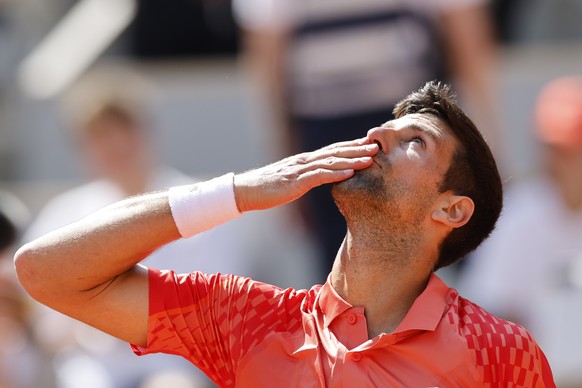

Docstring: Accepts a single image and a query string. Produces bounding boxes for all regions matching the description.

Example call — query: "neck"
[330,230,433,338]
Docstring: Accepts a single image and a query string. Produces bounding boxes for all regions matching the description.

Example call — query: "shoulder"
[447,293,555,387]
[140,270,323,383]
[455,295,535,353]
[147,269,322,354]
[148,269,319,319]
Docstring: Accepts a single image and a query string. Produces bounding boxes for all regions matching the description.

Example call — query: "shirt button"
[351,352,362,362]
[346,314,357,324]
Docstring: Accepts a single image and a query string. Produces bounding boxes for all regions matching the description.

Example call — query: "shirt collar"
[317,273,450,333]
[392,273,450,333]
[317,275,354,329]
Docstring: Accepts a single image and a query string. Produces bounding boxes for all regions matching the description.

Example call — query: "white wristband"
[168,173,241,238]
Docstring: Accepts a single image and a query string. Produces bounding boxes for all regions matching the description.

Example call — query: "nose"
[367,126,395,154]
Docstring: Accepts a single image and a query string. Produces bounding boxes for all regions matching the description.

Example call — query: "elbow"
[14,243,46,301]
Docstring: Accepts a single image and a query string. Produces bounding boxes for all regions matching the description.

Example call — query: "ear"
[431,195,475,229]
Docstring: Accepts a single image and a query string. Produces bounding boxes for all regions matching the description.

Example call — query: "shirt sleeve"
[458,298,556,387]
[131,268,305,386]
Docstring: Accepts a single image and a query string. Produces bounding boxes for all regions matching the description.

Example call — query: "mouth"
[372,141,382,168]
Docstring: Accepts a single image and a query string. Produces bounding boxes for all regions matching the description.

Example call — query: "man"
[14,82,554,386]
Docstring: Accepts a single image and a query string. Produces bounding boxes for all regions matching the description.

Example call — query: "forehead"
[383,113,460,170]
[381,113,452,140]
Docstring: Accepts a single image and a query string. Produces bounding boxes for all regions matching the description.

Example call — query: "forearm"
[14,138,376,317]
[15,191,178,302]
[14,174,242,346]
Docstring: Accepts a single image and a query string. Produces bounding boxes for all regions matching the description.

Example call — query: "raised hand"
[234,137,378,212]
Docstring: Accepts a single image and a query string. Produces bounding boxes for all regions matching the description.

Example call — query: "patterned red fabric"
[448,291,555,387]
[132,270,555,387]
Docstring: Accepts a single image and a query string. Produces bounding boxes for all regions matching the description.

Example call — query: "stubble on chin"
[332,165,425,227]
[331,169,431,261]
[332,168,388,204]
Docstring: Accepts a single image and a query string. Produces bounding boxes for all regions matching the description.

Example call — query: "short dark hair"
[393,81,503,270]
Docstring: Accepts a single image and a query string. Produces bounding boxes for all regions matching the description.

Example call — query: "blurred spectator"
[458,76,582,386]
[0,190,53,388]
[233,0,502,275]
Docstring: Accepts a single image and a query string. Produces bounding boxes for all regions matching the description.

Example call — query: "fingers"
[299,142,379,165]
[299,168,356,188]
[298,155,374,174]
[320,136,371,150]
[232,137,377,213]
[292,154,374,192]
[284,140,377,187]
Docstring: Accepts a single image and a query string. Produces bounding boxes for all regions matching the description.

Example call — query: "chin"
[332,168,386,202]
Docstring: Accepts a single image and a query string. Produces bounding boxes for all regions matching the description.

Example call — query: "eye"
[409,137,425,146]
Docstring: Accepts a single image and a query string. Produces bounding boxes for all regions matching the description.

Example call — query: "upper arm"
[66,264,150,347]
[14,191,178,348]
[16,253,151,348]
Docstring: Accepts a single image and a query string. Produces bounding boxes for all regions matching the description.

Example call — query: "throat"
[331,239,431,338]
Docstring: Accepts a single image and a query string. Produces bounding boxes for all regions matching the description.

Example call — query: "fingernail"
[365,144,378,150]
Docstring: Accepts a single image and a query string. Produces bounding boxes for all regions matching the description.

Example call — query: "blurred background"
[0,0,581,387]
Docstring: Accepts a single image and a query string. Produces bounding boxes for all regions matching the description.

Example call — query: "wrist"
[168,173,241,239]
[233,173,252,213]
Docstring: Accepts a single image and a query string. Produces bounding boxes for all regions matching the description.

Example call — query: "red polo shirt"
[132,269,555,387]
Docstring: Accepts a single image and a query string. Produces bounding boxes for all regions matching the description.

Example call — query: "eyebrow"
[381,121,443,142]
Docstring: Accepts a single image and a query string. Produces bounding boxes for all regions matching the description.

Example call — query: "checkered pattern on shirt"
[446,291,555,387]
[139,271,313,387]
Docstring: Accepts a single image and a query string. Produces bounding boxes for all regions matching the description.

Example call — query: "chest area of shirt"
[235,309,478,387]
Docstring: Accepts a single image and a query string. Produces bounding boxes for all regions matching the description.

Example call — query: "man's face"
[80,115,150,181]
[332,113,458,227]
